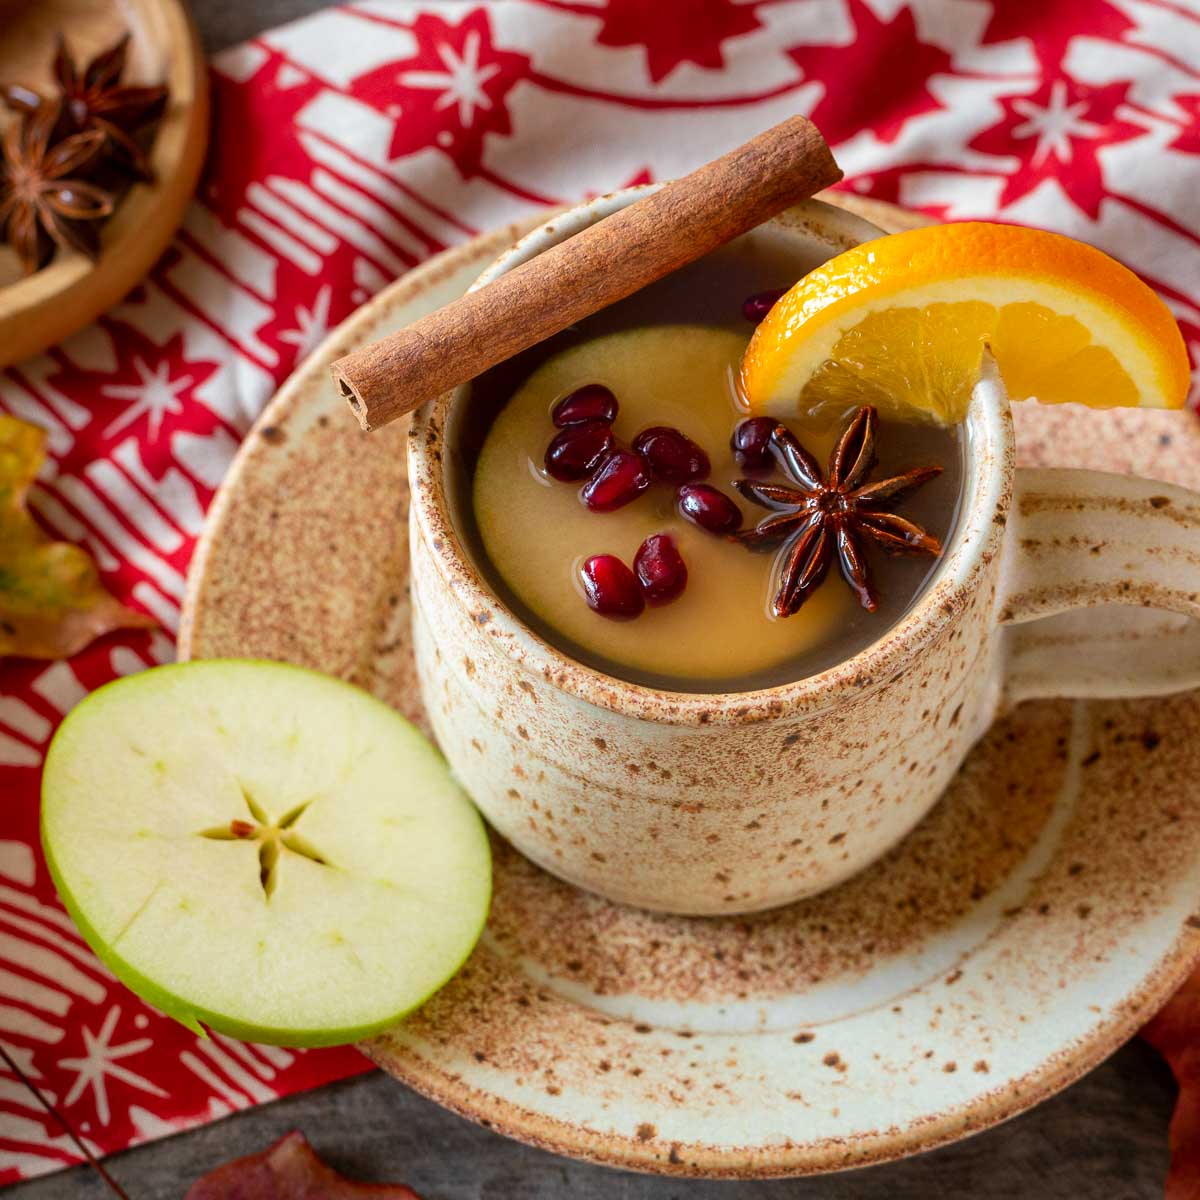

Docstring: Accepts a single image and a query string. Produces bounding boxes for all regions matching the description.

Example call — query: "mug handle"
[999,467,1200,705]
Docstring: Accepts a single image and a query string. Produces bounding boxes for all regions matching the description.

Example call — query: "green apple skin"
[42,836,491,1048]
[43,840,476,1047]
[41,660,493,1048]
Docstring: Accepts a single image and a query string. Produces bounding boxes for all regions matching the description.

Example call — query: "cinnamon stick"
[332,116,841,431]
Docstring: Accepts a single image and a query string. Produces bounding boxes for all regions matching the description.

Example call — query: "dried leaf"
[0,416,153,659]
[184,1131,422,1199]
[1143,967,1200,1200]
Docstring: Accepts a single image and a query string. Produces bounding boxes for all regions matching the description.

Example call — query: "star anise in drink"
[0,102,114,275]
[3,35,167,181]
[733,406,943,617]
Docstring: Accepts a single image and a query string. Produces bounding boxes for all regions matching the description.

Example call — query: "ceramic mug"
[407,190,1200,916]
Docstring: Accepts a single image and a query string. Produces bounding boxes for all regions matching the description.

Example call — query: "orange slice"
[741,222,1190,424]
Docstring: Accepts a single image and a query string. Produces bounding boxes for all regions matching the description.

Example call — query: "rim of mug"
[409,187,1014,726]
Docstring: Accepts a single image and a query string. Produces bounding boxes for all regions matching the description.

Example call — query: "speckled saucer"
[179,199,1200,1179]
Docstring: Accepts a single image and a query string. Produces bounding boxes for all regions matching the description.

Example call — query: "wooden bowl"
[0,0,209,367]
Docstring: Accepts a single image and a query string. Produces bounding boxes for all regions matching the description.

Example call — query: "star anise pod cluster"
[734,406,944,617]
[4,34,167,180]
[0,102,113,275]
[1,32,168,277]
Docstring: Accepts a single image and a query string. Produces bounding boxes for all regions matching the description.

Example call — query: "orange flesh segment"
[740,222,1190,424]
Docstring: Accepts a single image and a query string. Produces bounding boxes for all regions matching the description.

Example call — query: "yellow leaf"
[0,416,155,660]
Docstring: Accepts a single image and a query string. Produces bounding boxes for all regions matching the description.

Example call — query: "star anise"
[734,406,943,617]
[3,35,167,181]
[0,102,114,275]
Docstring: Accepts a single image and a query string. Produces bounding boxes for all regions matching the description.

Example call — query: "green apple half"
[41,660,491,1047]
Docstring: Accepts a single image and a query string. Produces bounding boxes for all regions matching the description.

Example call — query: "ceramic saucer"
[179,201,1200,1178]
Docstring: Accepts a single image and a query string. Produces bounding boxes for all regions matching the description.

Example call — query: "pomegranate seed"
[632,426,710,484]
[579,554,644,619]
[580,450,650,512]
[634,534,687,606]
[544,421,614,482]
[677,483,743,535]
[552,384,618,428]
[742,288,786,324]
[731,417,777,473]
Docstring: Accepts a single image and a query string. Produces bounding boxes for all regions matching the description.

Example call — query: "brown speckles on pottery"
[180,199,1200,1178]
[407,192,1200,914]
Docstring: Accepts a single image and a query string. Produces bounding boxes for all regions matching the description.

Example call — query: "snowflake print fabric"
[1,0,1198,1185]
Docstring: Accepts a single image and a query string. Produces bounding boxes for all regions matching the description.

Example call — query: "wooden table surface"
[8,2,1178,1195]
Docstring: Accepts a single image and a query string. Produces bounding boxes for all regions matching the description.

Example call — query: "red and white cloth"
[1,0,1198,1184]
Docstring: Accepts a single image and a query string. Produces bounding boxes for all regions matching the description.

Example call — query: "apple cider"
[456,227,964,693]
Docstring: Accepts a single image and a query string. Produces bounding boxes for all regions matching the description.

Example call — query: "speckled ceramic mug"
[408,190,1200,916]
